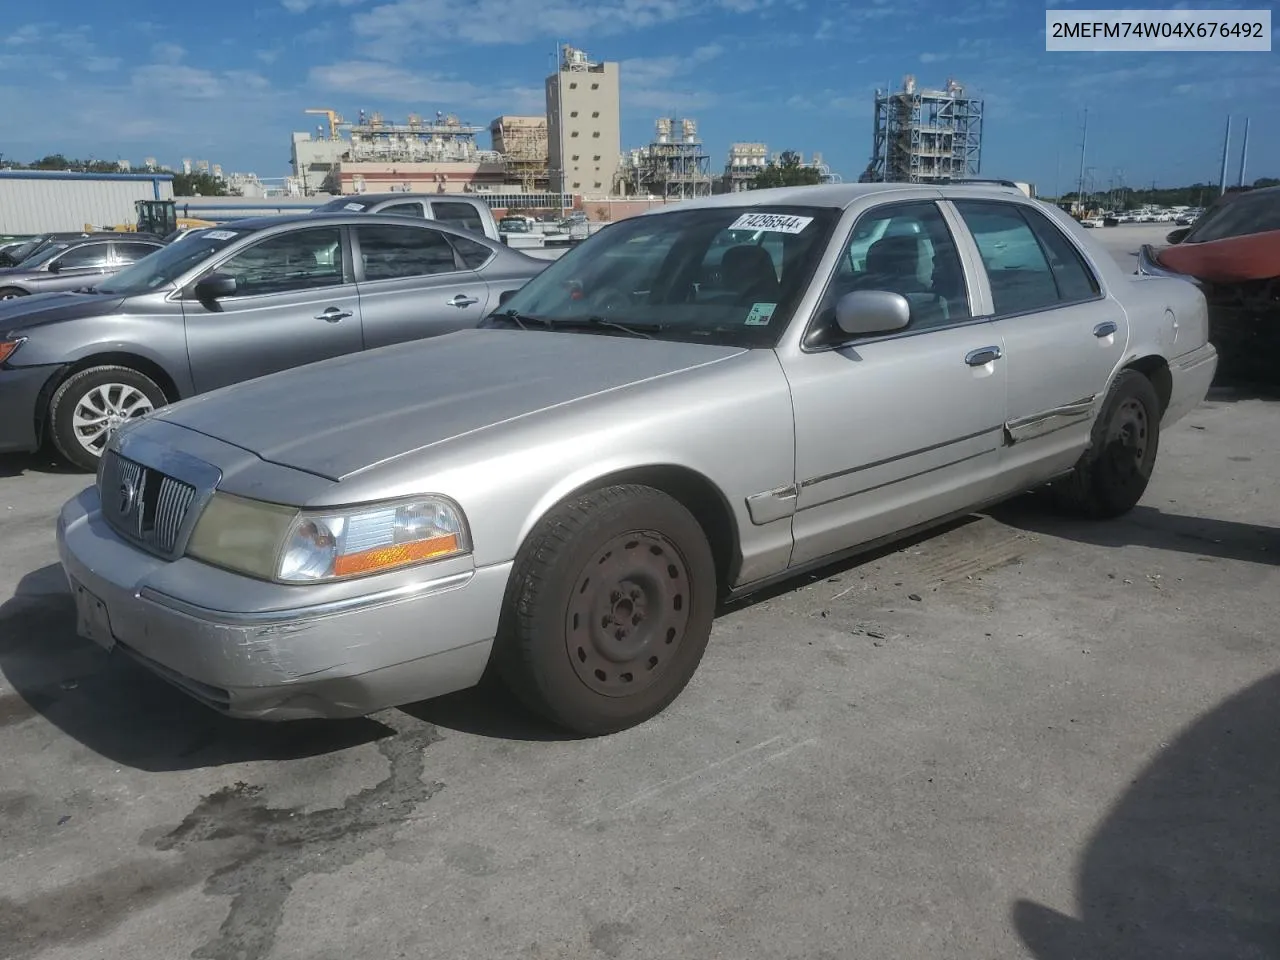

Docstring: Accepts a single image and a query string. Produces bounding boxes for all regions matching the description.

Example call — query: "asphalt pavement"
[1,223,1276,960]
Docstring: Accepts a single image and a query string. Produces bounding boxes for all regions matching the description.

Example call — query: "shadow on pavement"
[399,669,582,743]
[0,451,82,479]
[0,565,394,772]
[991,500,1278,567]
[1014,671,1280,960]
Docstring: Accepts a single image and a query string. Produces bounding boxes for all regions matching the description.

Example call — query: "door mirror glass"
[835,289,911,336]
[194,273,238,300]
[1165,226,1191,245]
[46,259,62,273]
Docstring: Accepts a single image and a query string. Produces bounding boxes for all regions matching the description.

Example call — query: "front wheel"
[1051,369,1161,519]
[0,287,28,300]
[48,365,168,471]
[495,484,717,736]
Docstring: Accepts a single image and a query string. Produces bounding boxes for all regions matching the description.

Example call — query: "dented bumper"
[56,486,510,720]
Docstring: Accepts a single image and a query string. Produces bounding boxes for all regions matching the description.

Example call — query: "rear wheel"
[0,287,27,300]
[1051,369,1161,519]
[495,484,717,736]
[49,365,168,472]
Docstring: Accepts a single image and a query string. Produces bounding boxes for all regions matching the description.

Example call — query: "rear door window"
[952,201,1061,316]
[112,242,162,265]
[431,201,487,235]
[356,223,460,280]
[379,201,426,218]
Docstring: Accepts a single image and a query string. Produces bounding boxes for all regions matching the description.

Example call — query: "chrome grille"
[100,450,197,557]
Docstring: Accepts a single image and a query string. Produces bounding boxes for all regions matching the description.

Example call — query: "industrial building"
[721,143,769,193]
[0,170,174,234]
[490,116,549,192]
[545,45,622,197]
[288,108,506,195]
[618,118,713,199]
[861,76,984,184]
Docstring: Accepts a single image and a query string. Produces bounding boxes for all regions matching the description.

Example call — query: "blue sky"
[1,0,1276,193]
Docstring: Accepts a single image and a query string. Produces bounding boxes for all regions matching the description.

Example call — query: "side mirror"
[1165,226,1191,245]
[194,273,237,301]
[46,259,62,274]
[835,290,912,337]
[498,289,518,306]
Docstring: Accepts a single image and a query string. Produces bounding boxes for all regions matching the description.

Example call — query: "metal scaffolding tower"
[637,118,713,199]
[861,76,983,184]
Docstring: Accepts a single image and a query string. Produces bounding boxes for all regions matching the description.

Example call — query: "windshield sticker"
[744,302,777,326]
[728,213,813,235]
[344,202,365,211]
[204,230,238,240]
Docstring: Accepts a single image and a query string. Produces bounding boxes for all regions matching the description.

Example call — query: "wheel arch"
[516,462,742,599]
[1121,354,1172,415]
[36,352,182,445]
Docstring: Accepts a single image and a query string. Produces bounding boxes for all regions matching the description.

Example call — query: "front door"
[949,199,1128,483]
[353,221,491,350]
[33,241,114,294]
[182,225,363,393]
[784,200,1008,568]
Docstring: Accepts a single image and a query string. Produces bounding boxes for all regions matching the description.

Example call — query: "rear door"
[182,225,363,393]
[353,221,492,350]
[948,199,1126,485]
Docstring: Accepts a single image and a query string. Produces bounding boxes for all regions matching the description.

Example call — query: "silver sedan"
[56,182,1217,735]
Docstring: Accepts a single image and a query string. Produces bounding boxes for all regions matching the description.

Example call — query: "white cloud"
[309,60,545,114]
[619,44,725,114]
[84,56,122,72]
[150,42,186,64]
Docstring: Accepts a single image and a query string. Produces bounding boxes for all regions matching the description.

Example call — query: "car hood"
[0,291,126,334]
[154,328,748,481]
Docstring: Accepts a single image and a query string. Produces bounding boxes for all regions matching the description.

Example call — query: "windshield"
[1185,189,1280,243]
[96,228,249,295]
[21,241,72,268]
[487,205,838,348]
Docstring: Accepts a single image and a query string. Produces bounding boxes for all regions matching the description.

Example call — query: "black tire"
[495,484,717,736]
[0,287,28,300]
[49,365,168,472]
[1050,369,1161,519]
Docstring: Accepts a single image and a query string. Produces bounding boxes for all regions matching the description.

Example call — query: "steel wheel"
[565,530,692,697]
[1104,396,1149,482]
[72,383,155,456]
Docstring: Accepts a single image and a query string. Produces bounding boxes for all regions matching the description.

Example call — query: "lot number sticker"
[344,202,364,211]
[204,230,238,240]
[744,302,777,326]
[728,213,813,234]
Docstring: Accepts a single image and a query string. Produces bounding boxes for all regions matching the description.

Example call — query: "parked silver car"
[310,193,501,242]
[0,235,164,300]
[56,183,1217,734]
[0,213,545,470]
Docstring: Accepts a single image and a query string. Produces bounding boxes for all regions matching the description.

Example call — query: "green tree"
[170,171,228,197]
[750,150,824,189]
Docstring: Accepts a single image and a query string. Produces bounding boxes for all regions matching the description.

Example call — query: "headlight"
[186,493,470,583]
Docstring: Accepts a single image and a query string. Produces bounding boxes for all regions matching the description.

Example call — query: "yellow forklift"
[85,200,216,238]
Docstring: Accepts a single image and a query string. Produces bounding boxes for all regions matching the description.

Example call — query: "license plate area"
[70,577,115,651]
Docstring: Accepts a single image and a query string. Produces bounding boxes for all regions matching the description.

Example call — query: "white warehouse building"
[0,170,175,234]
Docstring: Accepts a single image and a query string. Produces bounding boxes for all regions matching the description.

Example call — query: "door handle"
[1093,321,1118,338]
[964,345,1003,366]
[448,294,479,308]
[316,308,352,322]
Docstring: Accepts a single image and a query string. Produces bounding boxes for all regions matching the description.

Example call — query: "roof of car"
[317,192,486,205]
[643,181,1030,214]
[196,211,495,236]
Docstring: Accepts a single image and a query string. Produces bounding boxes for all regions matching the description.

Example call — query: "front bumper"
[56,486,512,720]
[0,364,57,454]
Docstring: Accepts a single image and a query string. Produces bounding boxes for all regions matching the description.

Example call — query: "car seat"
[720,244,782,303]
